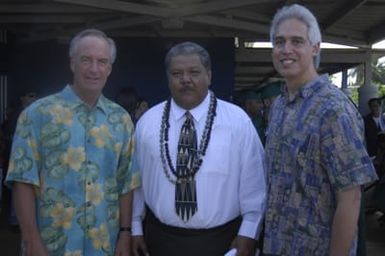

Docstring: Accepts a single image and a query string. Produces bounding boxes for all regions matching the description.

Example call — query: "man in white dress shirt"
[131,42,266,256]
[364,98,385,157]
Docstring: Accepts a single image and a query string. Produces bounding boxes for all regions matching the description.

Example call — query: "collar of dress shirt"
[170,91,211,123]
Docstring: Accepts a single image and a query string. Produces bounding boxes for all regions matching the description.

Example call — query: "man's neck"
[286,72,319,99]
[71,85,100,109]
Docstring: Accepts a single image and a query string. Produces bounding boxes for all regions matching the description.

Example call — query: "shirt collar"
[282,74,328,103]
[60,85,107,114]
[170,91,211,123]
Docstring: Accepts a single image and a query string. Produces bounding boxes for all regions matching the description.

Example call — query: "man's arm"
[330,186,361,256]
[13,182,48,256]
[131,188,148,256]
[115,192,133,256]
[232,118,267,256]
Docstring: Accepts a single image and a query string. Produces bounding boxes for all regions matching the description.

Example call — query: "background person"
[364,98,385,157]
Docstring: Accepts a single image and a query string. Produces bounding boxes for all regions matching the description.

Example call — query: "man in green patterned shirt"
[6,29,139,256]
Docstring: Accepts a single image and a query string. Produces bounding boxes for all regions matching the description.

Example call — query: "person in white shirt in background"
[364,98,385,157]
[131,41,266,256]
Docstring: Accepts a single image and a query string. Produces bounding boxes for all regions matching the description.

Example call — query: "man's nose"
[89,60,99,72]
[282,41,294,52]
[181,72,191,82]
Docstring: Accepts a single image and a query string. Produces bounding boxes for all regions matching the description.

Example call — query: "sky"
[373,40,385,49]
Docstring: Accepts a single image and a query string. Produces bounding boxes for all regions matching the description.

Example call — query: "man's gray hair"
[165,42,211,72]
[270,4,322,68]
[69,28,117,64]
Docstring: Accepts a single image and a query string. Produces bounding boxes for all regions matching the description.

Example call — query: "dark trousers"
[144,208,241,256]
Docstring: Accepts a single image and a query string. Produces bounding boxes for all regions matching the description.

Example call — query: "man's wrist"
[119,226,132,234]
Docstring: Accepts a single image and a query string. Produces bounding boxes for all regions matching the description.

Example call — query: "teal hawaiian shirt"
[6,85,140,256]
[263,75,377,256]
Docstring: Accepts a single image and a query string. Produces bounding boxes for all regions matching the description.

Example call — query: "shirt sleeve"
[116,114,140,195]
[320,104,377,192]
[238,118,267,239]
[5,108,41,187]
[131,187,145,235]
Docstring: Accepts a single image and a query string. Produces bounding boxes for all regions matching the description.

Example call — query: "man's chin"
[279,70,299,80]
[175,97,199,109]
[83,82,105,91]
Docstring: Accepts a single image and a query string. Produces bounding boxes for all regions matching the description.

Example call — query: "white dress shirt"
[373,115,385,131]
[132,92,266,239]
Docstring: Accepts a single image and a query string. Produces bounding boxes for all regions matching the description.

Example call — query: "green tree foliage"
[347,56,385,104]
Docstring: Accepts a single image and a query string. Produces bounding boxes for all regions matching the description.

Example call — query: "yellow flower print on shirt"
[131,174,140,190]
[114,142,122,153]
[18,111,28,123]
[90,124,112,148]
[121,114,129,126]
[114,142,122,161]
[64,251,82,256]
[50,104,74,126]
[86,183,104,205]
[50,203,75,229]
[8,160,14,174]
[61,147,85,171]
[28,138,40,161]
[88,223,110,251]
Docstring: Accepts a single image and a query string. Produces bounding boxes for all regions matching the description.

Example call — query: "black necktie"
[175,111,198,222]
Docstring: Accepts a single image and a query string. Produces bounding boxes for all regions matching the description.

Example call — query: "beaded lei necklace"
[160,91,217,184]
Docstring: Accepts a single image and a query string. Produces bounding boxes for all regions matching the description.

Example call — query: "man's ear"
[312,42,320,56]
[207,70,212,86]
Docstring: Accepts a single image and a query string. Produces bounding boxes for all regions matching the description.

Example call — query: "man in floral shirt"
[6,29,139,256]
[263,4,377,256]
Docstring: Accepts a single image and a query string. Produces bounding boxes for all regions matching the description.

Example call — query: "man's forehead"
[170,54,203,66]
[274,35,306,39]
[171,53,200,61]
[276,19,308,33]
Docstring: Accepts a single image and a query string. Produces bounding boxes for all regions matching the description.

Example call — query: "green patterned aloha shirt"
[6,85,140,256]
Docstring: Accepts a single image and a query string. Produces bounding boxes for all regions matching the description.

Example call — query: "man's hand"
[115,232,131,256]
[230,235,257,256]
[14,183,48,256]
[132,235,149,256]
